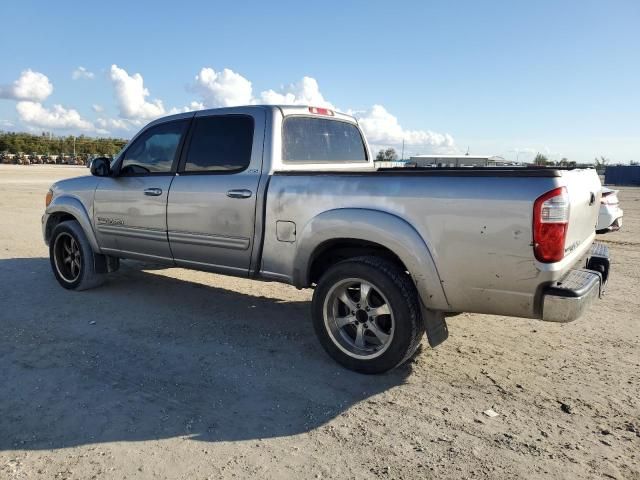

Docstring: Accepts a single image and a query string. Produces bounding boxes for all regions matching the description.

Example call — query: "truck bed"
[262,167,601,319]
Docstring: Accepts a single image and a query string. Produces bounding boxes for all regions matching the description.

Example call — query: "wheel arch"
[293,208,450,310]
[308,238,405,283]
[45,195,100,253]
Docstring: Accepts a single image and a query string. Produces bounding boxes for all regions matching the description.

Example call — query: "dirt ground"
[0,164,638,480]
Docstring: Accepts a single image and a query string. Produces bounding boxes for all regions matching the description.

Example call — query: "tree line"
[0,131,128,156]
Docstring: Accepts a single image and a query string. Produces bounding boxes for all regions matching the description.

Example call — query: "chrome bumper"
[542,242,610,323]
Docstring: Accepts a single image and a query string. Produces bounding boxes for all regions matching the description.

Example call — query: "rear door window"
[183,115,254,173]
[283,117,367,163]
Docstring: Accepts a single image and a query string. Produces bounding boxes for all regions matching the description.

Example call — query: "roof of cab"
[145,105,358,132]
[160,104,355,122]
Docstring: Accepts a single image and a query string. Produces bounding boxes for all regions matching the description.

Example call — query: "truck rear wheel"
[312,256,425,374]
[49,220,105,291]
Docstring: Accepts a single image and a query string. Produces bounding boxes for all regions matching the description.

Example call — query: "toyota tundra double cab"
[43,105,610,373]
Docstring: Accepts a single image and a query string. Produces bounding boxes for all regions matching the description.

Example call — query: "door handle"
[226,189,253,199]
[144,188,163,196]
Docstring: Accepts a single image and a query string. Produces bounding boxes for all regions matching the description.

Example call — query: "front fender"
[44,195,100,253]
[293,208,450,310]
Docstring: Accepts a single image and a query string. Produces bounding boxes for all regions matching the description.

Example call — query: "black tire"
[49,220,105,291]
[312,256,425,374]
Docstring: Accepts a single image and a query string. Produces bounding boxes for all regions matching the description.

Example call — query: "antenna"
[465,146,470,156]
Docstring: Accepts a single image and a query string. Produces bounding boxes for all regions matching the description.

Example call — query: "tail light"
[308,106,334,116]
[533,187,569,263]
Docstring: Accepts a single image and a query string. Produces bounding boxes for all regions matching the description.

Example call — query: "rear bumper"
[541,242,610,322]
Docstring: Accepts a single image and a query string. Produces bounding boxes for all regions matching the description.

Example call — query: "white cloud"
[1,65,455,148]
[168,100,206,115]
[188,68,333,109]
[72,66,95,80]
[109,64,165,120]
[1,69,105,133]
[259,76,334,108]
[96,117,133,131]
[0,69,53,102]
[16,101,100,132]
[357,105,455,152]
[0,119,14,128]
[190,67,253,108]
[188,100,205,111]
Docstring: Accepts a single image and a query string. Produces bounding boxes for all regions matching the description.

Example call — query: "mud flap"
[94,254,120,274]
[421,307,449,348]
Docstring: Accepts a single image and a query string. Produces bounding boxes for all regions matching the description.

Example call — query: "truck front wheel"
[49,220,105,291]
[312,256,425,374]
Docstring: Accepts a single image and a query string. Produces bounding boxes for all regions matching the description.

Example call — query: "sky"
[0,0,638,163]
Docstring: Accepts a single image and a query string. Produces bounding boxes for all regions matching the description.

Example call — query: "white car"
[597,187,623,233]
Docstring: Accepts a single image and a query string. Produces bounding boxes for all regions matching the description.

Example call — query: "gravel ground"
[0,164,638,480]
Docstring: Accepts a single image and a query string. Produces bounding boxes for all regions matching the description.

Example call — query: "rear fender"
[293,208,450,310]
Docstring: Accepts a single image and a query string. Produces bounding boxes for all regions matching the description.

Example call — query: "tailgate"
[561,169,601,259]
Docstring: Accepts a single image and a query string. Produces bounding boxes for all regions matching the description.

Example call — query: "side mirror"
[90,157,112,177]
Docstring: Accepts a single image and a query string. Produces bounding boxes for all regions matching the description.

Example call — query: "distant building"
[374,160,413,169]
[409,154,519,168]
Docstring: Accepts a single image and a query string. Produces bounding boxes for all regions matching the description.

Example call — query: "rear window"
[283,117,367,163]
[184,115,254,172]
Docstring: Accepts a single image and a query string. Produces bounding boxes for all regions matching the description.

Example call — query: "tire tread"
[350,256,424,369]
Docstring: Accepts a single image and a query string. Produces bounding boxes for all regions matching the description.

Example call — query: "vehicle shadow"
[0,257,410,451]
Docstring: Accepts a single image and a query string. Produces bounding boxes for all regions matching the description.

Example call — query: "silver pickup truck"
[43,105,610,373]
